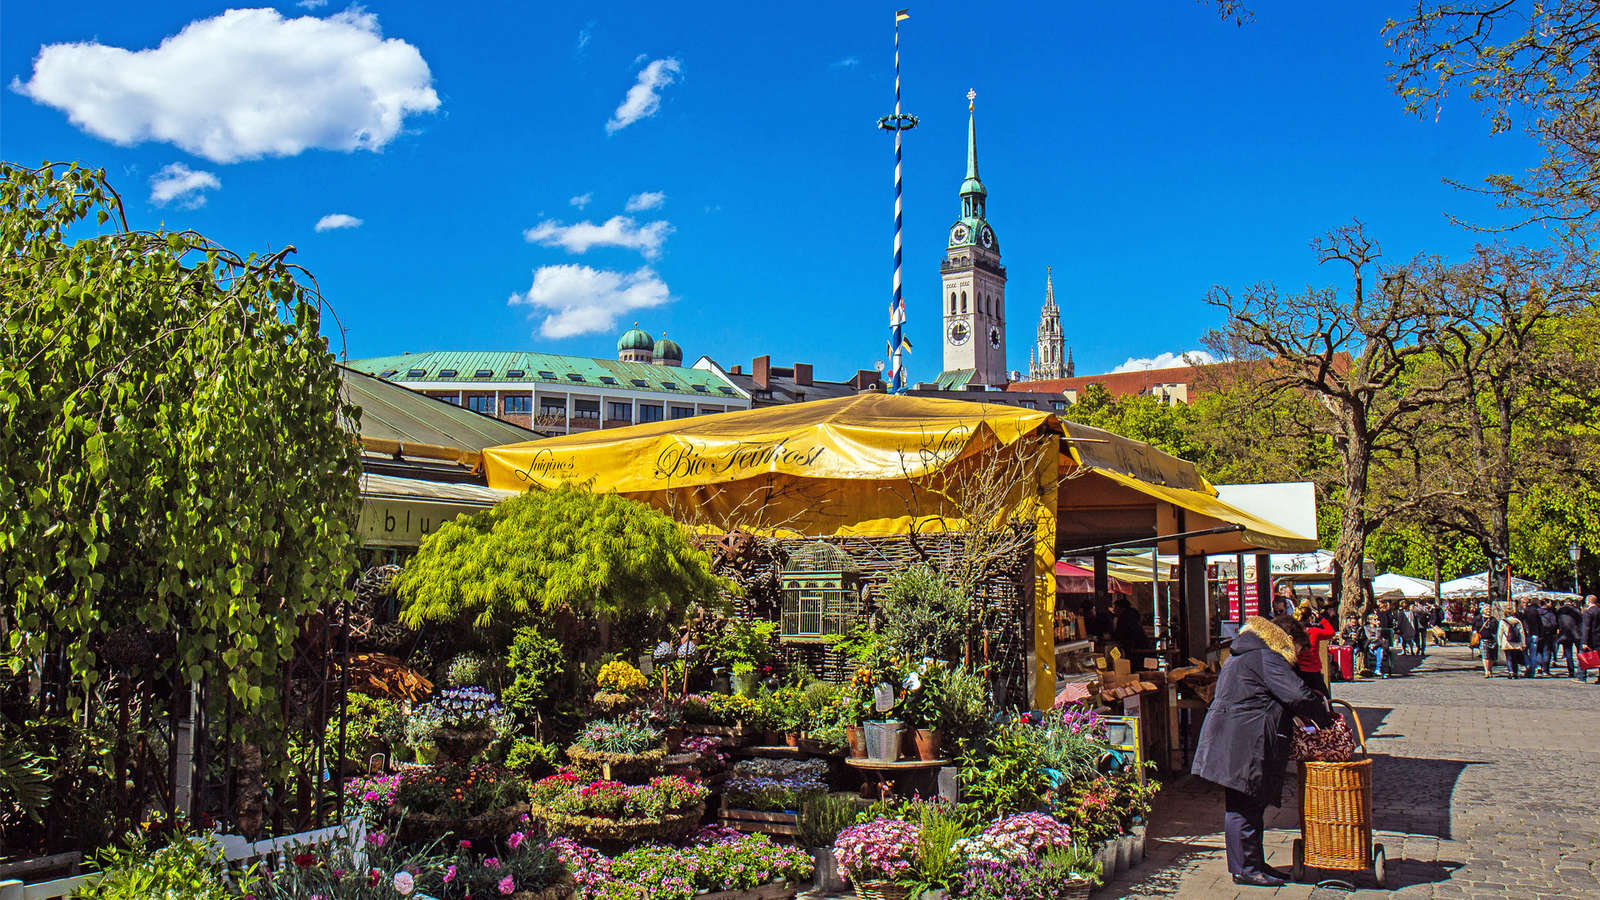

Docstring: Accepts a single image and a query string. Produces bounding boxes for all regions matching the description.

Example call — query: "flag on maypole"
[879,9,918,393]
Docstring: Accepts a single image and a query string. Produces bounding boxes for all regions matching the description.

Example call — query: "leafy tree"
[394,484,728,636]
[877,563,973,661]
[0,164,359,761]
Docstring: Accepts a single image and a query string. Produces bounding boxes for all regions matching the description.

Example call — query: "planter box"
[717,804,800,837]
[692,881,802,900]
[683,723,754,747]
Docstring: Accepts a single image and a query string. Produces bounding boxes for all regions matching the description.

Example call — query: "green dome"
[653,335,683,361]
[617,323,654,352]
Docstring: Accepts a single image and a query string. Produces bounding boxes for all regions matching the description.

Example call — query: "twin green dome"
[616,324,681,361]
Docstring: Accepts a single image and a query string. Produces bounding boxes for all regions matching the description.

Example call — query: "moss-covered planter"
[565,744,666,779]
[526,800,705,846]
[509,876,577,900]
[430,726,495,762]
[395,802,530,844]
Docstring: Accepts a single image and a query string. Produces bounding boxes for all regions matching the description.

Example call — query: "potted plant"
[799,793,859,893]
[834,817,919,900]
[901,661,947,761]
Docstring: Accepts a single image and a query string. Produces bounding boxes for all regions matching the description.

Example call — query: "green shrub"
[798,793,859,848]
[959,721,1048,819]
[878,564,971,660]
[502,627,567,724]
[75,833,255,900]
[446,653,491,688]
[506,738,563,779]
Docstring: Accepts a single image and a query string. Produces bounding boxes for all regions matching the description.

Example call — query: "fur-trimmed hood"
[1238,616,1297,664]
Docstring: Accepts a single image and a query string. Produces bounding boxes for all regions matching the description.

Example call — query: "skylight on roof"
[566,373,585,382]
[692,384,709,393]
[474,369,493,378]
[379,369,399,378]
[661,381,677,390]
[599,376,618,385]
[507,369,526,378]
[439,368,459,378]
[538,371,557,379]
[406,368,426,378]
[630,379,648,388]
[718,387,736,396]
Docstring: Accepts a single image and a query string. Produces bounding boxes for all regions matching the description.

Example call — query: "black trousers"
[1224,787,1271,876]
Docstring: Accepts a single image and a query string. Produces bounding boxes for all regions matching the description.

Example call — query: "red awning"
[1054,561,1133,595]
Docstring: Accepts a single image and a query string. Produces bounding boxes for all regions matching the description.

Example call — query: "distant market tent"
[1372,572,1438,600]
[1440,572,1543,598]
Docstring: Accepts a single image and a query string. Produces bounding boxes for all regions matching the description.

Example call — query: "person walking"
[1396,602,1419,657]
[1537,599,1559,676]
[1581,595,1600,685]
[1364,613,1390,678]
[1477,607,1499,677]
[1193,615,1334,888]
[1500,611,1528,679]
[1518,600,1544,677]
[1556,600,1583,680]
[1295,601,1337,696]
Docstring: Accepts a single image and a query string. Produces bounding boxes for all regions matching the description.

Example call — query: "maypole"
[878,9,918,393]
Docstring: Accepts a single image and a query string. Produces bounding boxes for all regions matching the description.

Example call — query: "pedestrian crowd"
[1472,594,1600,682]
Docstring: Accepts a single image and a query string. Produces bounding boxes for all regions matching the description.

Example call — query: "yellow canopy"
[1090,470,1320,555]
[484,393,1064,707]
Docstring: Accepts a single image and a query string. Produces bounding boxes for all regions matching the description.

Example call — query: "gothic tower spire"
[1030,266,1067,381]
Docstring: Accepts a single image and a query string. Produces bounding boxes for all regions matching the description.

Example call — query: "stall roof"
[359,472,515,506]
[342,365,540,453]
[1373,572,1438,599]
[1086,470,1321,554]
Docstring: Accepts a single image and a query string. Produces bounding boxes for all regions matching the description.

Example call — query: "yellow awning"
[1090,469,1320,554]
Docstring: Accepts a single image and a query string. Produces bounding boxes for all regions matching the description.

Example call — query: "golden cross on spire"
[967,88,976,111]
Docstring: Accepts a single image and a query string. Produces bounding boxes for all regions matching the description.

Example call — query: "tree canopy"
[393,484,729,632]
[0,162,360,734]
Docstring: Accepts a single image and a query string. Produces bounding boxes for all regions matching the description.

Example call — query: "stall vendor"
[1192,615,1334,888]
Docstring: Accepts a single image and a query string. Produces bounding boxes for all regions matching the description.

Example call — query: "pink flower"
[484,857,501,869]
[443,865,457,883]
[498,874,516,894]
[392,871,415,895]
[366,831,387,848]
[507,832,525,849]
[459,839,473,849]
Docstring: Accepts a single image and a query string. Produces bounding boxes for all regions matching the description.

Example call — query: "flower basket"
[430,726,494,762]
[395,802,529,844]
[526,800,706,846]
[692,881,803,900]
[852,880,909,900]
[566,744,666,779]
[591,690,643,715]
[1057,877,1094,900]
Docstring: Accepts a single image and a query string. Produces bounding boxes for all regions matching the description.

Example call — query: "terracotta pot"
[784,731,801,748]
[914,728,943,761]
[845,725,867,759]
[763,730,787,747]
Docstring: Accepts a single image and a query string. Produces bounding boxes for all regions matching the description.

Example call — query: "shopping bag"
[1469,631,1480,648]
[1579,649,1600,671]
[1290,718,1358,762]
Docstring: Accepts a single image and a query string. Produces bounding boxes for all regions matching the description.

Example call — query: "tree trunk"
[1335,424,1371,623]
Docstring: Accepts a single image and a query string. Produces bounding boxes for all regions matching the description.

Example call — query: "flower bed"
[552,827,812,900]
[528,773,710,845]
[722,758,828,812]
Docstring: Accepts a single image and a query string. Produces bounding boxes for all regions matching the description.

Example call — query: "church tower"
[1029,267,1071,380]
[940,90,1008,387]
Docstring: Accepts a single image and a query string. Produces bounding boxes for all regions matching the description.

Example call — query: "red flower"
[368,869,381,886]
[293,853,317,868]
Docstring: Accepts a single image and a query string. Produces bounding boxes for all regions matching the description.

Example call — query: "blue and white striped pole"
[879,10,917,393]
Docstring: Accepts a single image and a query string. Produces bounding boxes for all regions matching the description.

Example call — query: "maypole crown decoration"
[879,8,918,394]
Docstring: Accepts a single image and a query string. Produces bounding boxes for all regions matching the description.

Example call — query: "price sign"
[873,683,896,713]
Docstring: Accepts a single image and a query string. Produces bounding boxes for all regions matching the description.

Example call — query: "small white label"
[874,683,895,713]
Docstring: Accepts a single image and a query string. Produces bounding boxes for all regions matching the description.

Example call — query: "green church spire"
[960,88,986,198]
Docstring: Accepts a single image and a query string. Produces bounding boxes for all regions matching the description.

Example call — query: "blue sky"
[1,1,1536,381]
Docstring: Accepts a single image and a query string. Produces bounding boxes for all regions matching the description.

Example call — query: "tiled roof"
[932,368,979,390]
[345,351,745,398]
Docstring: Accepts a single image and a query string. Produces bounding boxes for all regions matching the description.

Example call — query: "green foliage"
[501,626,567,724]
[939,666,996,750]
[798,793,859,848]
[394,484,727,632]
[445,653,492,688]
[340,693,403,756]
[0,164,360,762]
[958,721,1049,820]
[506,737,563,779]
[901,801,979,895]
[0,742,51,826]
[574,718,663,755]
[877,564,972,660]
[75,833,256,900]
[703,617,778,674]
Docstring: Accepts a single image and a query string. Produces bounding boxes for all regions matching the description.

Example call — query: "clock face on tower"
[950,224,968,245]
[980,225,994,249]
[947,321,971,345]
[988,325,1002,349]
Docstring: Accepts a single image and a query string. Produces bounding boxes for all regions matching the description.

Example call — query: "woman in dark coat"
[1193,615,1333,887]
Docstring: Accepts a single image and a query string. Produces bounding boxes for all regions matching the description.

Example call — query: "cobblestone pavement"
[1103,646,1600,899]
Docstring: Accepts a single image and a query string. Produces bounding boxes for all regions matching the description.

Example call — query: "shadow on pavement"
[1364,753,1484,839]
[1299,856,1464,893]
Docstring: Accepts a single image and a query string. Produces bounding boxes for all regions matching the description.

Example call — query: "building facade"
[940,93,1009,388]
[346,327,751,435]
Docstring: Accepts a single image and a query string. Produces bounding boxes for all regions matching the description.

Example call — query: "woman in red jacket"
[1296,601,1336,696]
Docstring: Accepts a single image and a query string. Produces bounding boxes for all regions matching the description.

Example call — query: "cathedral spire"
[1043,266,1057,314]
[961,89,986,200]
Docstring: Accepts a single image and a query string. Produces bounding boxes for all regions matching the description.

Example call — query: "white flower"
[901,672,922,692]
[393,870,415,895]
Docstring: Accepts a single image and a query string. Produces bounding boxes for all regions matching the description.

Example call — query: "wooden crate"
[718,804,800,837]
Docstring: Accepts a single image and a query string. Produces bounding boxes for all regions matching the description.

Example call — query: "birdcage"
[778,541,865,643]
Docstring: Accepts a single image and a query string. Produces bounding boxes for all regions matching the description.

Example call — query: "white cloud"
[523,215,673,259]
[314,213,364,232]
[606,57,681,134]
[13,8,440,163]
[508,265,671,339]
[576,22,593,54]
[148,162,219,208]
[297,0,328,8]
[830,56,860,69]
[1110,350,1218,373]
[569,192,593,209]
[624,191,665,212]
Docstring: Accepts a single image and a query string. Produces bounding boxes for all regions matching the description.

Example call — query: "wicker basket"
[852,881,909,900]
[1298,698,1373,871]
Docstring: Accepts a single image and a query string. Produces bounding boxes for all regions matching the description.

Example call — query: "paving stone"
[1104,648,1600,899]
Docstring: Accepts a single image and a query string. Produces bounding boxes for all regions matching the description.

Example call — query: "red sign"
[1226,578,1260,621]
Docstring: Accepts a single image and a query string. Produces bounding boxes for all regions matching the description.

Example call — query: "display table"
[843,758,951,800]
